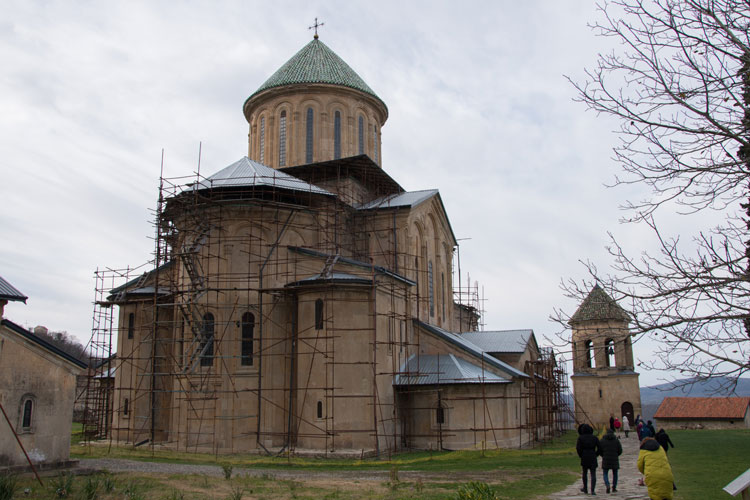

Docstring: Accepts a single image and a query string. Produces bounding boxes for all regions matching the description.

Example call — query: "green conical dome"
[245,38,386,110]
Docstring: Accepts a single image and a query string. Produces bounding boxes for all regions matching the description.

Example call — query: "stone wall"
[0,326,82,467]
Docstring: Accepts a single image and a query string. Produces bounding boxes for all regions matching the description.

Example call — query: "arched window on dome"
[373,125,378,164]
[334,111,341,159]
[306,108,314,163]
[259,116,266,164]
[358,115,364,155]
[278,111,287,166]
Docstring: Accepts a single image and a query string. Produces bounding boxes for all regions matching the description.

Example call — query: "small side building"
[0,276,86,469]
[654,397,750,430]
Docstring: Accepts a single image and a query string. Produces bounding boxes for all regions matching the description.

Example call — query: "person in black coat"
[576,423,600,495]
[641,419,655,438]
[599,428,623,493]
[655,428,675,454]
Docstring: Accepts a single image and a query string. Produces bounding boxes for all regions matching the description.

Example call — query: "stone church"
[105,35,563,455]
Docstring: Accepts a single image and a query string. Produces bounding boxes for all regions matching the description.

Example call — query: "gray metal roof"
[285,272,372,287]
[192,157,333,196]
[414,320,529,379]
[287,246,416,286]
[394,354,511,386]
[0,275,27,303]
[459,330,533,354]
[356,189,438,210]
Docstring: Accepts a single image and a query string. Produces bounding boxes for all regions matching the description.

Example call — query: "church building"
[103,34,563,455]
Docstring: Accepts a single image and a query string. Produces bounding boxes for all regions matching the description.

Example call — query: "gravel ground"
[77,458,505,483]
[79,458,398,482]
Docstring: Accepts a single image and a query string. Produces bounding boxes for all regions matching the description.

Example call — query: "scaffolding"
[83,156,569,455]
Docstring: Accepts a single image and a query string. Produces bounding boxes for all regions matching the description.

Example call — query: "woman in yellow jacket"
[637,437,674,500]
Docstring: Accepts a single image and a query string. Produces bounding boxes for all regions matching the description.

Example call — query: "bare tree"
[555,0,750,387]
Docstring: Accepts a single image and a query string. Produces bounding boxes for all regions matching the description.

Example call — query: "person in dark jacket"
[645,420,656,438]
[576,423,600,495]
[641,420,654,438]
[599,428,623,493]
[655,429,675,454]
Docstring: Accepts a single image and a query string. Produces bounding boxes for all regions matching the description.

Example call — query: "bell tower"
[570,285,642,427]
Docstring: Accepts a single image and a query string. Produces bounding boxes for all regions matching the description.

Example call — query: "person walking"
[637,420,644,440]
[599,428,622,494]
[638,437,675,500]
[655,429,675,454]
[645,420,656,438]
[622,415,631,438]
[613,417,621,434]
[609,414,615,432]
[576,423,601,495]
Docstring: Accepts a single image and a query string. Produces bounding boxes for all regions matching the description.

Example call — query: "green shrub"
[81,476,100,500]
[226,486,243,500]
[163,490,184,500]
[52,472,74,498]
[454,482,498,500]
[221,464,233,480]
[0,474,18,500]
[101,474,115,493]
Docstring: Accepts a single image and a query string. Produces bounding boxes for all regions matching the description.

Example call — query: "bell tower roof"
[245,38,387,112]
[569,285,631,325]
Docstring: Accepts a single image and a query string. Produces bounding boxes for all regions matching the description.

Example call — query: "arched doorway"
[621,401,634,426]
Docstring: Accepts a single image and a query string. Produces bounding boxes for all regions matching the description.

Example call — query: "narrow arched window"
[373,125,378,164]
[441,272,446,321]
[358,115,364,155]
[316,400,323,419]
[334,111,341,159]
[278,111,287,166]
[315,299,324,330]
[428,261,435,317]
[260,116,266,164]
[200,313,215,367]
[123,398,129,416]
[241,312,255,366]
[605,338,616,367]
[436,405,445,425]
[306,107,314,163]
[127,312,134,339]
[22,399,33,429]
[585,340,595,368]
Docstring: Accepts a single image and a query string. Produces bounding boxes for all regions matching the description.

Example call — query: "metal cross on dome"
[309,17,325,39]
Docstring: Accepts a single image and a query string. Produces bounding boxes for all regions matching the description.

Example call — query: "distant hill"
[639,377,750,421]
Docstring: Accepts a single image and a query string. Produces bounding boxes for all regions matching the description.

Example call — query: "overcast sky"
[0,1,715,386]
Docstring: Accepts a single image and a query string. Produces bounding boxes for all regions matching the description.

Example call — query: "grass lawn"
[4,429,744,499]
[668,429,750,500]
[44,432,581,499]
